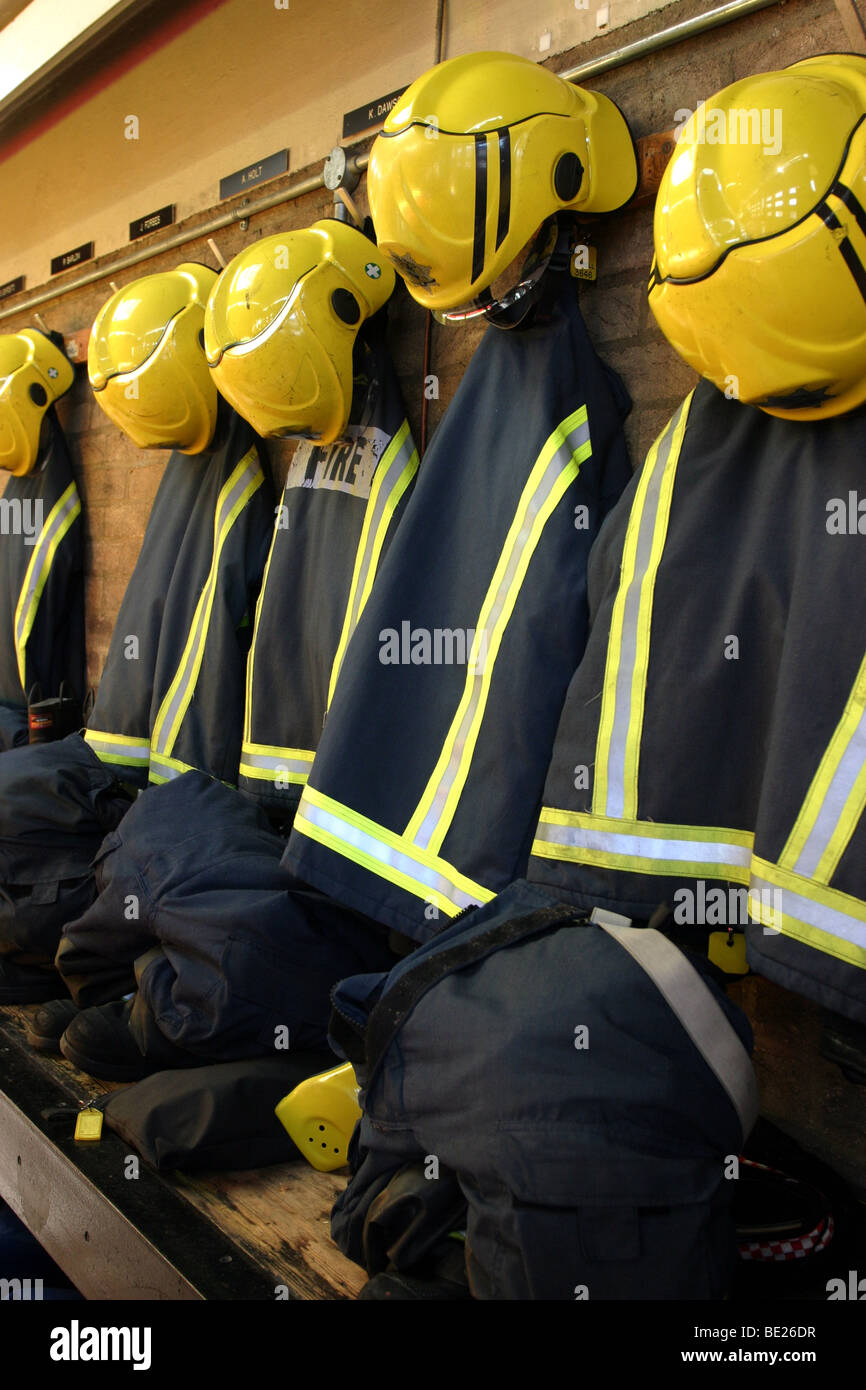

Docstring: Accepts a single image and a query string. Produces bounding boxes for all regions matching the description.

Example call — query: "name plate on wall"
[220,150,289,201]
[50,243,94,275]
[342,87,406,140]
[0,276,24,300]
[130,205,175,240]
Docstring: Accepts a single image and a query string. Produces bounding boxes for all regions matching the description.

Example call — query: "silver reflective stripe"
[85,734,150,765]
[750,871,866,951]
[345,429,416,641]
[602,407,683,821]
[412,415,591,850]
[533,819,752,868]
[600,922,760,1140]
[240,750,314,778]
[14,483,80,671]
[301,797,484,912]
[153,761,183,782]
[152,457,259,757]
[791,714,866,878]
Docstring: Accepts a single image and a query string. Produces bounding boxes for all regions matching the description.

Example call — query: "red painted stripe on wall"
[0,0,233,166]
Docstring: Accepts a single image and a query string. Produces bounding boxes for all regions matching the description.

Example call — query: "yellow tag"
[570,243,597,281]
[708,931,749,975]
[74,1108,103,1142]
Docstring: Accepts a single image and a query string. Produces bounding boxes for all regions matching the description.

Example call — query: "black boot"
[358,1240,471,1300]
[25,998,80,1052]
[59,998,209,1082]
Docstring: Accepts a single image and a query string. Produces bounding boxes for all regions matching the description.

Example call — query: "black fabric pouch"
[100,1052,336,1171]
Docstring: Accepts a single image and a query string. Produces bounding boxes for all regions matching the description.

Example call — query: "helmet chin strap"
[441,215,577,332]
[483,215,577,330]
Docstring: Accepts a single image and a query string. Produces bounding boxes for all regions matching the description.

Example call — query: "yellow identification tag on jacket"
[708,931,749,975]
[74,1108,103,1142]
[570,244,597,280]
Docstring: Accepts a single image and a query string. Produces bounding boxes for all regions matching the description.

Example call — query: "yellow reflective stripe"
[593,394,693,820]
[750,857,866,969]
[532,808,753,882]
[84,729,147,748]
[326,420,418,708]
[242,740,316,760]
[622,401,690,819]
[83,730,150,766]
[243,505,281,746]
[151,449,263,757]
[531,811,866,972]
[816,760,866,883]
[405,406,591,853]
[13,482,81,687]
[238,762,310,784]
[239,743,314,784]
[148,752,235,789]
[148,749,197,782]
[294,810,462,919]
[779,648,866,883]
[592,438,662,817]
[298,784,494,912]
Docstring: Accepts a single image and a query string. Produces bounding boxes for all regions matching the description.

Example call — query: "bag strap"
[599,923,760,1141]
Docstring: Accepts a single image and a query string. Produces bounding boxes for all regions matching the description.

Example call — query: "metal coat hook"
[335,186,363,228]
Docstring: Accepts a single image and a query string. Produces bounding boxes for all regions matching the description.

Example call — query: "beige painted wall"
[0,0,673,289]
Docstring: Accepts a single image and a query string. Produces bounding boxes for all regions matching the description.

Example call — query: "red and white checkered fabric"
[737,1157,835,1262]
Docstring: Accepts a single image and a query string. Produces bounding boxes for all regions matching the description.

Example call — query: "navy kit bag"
[328,880,759,1300]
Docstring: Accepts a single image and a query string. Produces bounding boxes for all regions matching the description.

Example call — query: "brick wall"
[2,0,865,1188]
[2,0,848,681]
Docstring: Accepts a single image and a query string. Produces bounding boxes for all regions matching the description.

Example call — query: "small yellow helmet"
[649,54,866,420]
[88,263,218,452]
[367,50,637,312]
[204,220,394,444]
[0,330,74,475]
[274,1062,361,1172]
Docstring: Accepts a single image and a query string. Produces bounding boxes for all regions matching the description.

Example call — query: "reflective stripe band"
[295,784,494,916]
[593,395,693,821]
[600,922,759,1140]
[151,448,263,759]
[239,744,315,784]
[779,648,866,883]
[148,750,235,788]
[243,506,281,746]
[148,749,196,783]
[406,406,592,854]
[326,420,418,707]
[13,481,81,688]
[532,809,753,881]
[84,729,151,768]
[531,811,866,971]
[750,858,866,968]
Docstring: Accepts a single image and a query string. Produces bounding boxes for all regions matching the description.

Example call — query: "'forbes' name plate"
[130,205,175,240]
